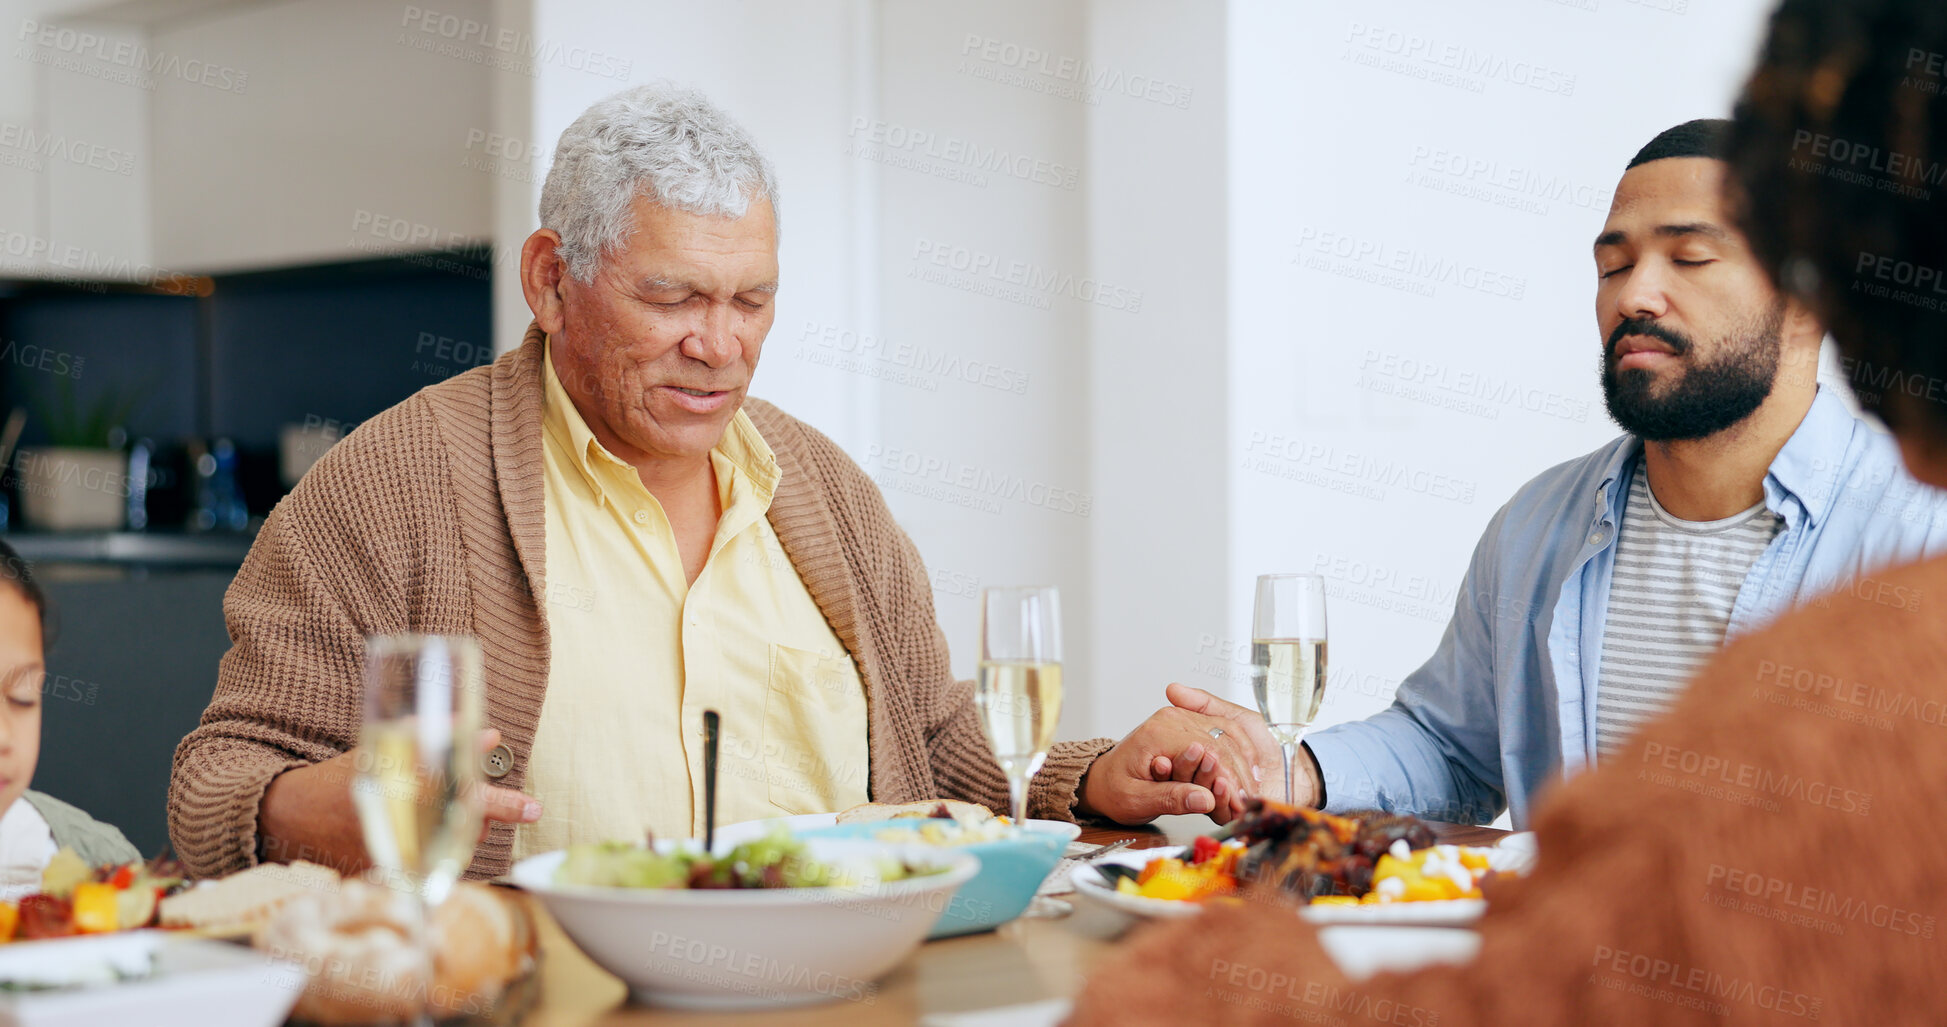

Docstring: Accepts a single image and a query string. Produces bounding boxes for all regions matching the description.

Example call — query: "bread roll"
[256,879,429,1026]
[254,876,533,1025]
[428,883,535,1019]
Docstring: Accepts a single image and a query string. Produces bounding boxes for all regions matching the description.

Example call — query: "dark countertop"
[5,530,256,570]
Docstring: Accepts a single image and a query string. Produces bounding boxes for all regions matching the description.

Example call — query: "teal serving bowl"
[799,820,1080,937]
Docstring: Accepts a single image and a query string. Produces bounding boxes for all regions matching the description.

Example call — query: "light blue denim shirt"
[1305,388,1947,827]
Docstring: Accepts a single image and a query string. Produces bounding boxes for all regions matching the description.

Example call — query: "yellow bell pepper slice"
[1401,877,1454,903]
[1135,857,1177,886]
[1372,853,1412,881]
[0,901,17,942]
[1136,863,1204,902]
[72,882,117,934]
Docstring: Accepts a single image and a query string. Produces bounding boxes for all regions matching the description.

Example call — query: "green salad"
[553,829,941,890]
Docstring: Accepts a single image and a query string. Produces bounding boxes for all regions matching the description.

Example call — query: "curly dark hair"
[1727,0,1947,436]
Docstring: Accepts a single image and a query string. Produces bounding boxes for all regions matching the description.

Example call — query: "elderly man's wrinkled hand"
[1075,685,1283,825]
[1166,682,1320,809]
[259,728,543,875]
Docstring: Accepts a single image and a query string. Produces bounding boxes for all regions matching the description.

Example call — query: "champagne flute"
[975,586,1064,827]
[1250,574,1328,803]
[351,633,486,908]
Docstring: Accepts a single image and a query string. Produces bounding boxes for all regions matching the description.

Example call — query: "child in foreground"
[0,538,138,899]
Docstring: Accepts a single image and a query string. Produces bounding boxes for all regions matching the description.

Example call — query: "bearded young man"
[1076,11,1947,1021]
[1261,119,1947,826]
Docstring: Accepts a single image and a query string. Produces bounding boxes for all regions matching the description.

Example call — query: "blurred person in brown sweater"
[1069,2,1947,1023]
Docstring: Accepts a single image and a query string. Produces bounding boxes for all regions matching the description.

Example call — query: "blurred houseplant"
[16,377,141,531]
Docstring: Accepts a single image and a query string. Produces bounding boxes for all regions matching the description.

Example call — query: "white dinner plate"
[0,932,304,1027]
[1298,895,1486,926]
[1315,926,1482,980]
[1494,832,1539,872]
[1069,839,1532,930]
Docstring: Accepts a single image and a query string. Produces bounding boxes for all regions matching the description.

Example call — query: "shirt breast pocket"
[764,643,870,816]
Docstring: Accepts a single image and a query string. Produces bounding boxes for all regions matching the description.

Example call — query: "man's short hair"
[1627,118,1732,169]
[1727,0,1947,436]
[539,83,780,283]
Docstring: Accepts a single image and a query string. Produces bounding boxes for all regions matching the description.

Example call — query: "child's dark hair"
[0,539,49,644]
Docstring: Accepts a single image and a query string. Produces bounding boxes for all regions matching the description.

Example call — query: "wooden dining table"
[514,815,1510,1026]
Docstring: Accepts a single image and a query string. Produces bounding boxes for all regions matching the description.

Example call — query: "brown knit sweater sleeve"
[1069,555,1947,1026]
[760,406,1115,823]
[167,394,470,880]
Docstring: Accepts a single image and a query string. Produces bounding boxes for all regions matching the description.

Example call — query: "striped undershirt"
[1594,472,1782,759]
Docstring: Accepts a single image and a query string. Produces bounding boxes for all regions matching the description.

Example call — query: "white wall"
[487,0,536,351]
[0,4,53,254]
[1084,0,1228,738]
[1,0,497,280]
[0,3,152,280]
[149,0,494,273]
[869,1,1094,731]
[1225,0,1779,736]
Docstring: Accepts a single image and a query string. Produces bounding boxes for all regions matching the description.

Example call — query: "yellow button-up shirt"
[511,344,870,859]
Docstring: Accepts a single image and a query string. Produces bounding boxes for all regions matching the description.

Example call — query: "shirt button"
[482,743,514,779]
[633,510,651,524]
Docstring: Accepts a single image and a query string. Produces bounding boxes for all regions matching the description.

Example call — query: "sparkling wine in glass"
[352,633,486,908]
[1251,574,1328,803]
[975,586,1063,827]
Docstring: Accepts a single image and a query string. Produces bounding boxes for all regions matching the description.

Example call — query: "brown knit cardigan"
[1069,553,1947,1025]
[168,326,1115,881]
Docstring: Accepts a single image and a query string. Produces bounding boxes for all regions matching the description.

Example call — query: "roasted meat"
[1224,798,1436,899]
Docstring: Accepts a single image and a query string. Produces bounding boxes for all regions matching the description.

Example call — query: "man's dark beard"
[1600,305,1785,441]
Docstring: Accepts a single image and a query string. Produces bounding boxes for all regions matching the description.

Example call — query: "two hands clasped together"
[257,682,1320,873]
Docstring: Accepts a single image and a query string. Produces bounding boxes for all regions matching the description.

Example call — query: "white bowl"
[796,820,1082,937]
[511,839,979,1010]
[713,812,1082,850]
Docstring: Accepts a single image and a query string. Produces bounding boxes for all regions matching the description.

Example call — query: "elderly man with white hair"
[167,84,1273,880]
